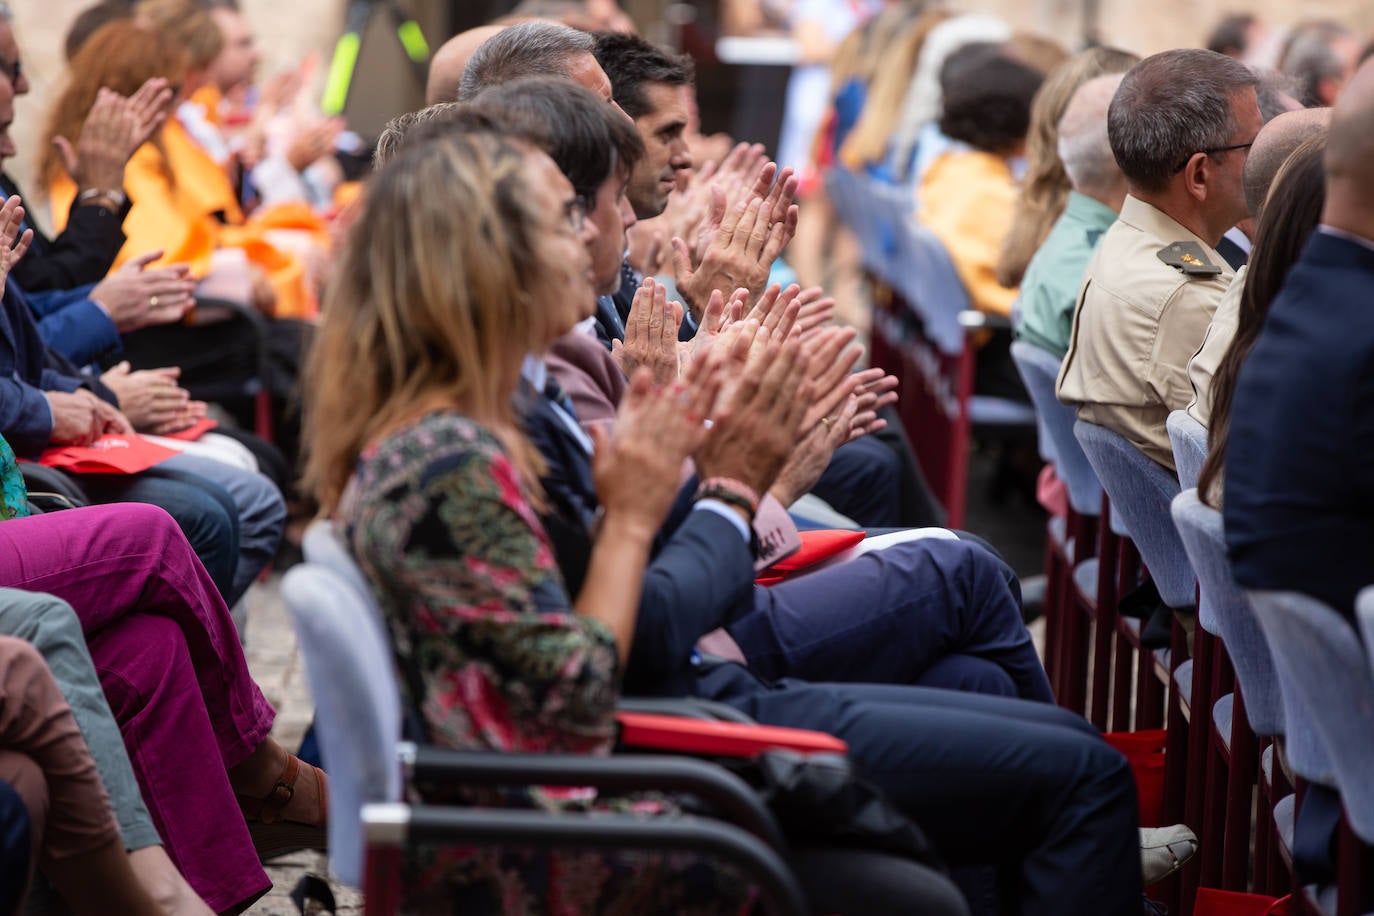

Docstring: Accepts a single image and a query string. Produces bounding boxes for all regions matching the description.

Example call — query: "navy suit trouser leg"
[808,435,902,527]
[695,664,1141,916]
[728,536,1053,703]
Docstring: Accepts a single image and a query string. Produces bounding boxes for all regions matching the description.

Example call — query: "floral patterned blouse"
[339,412,752,914]
[340,412,619,757]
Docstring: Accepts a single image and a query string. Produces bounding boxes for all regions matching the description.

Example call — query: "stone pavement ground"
[242,577,361,915]
[238,568,1048,915]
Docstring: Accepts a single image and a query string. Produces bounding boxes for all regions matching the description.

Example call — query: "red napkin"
[37,435,181,475]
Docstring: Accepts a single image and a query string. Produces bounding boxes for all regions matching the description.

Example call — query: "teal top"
[1015,191,1119,359]
[0,436,28,521]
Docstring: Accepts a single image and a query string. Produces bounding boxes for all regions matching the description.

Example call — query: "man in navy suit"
[376,41,1149,910]
[516,323,1144,916]
[1225,60,1374,622]
[448,76,1143,913]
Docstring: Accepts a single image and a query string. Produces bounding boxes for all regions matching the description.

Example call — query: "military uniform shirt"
[1056,195,1235,470]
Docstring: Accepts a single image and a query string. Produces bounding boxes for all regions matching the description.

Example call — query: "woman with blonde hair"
[995,45,1140,289]
[838,7,952,174]
[791,1,929,315]
[304,125,761,911]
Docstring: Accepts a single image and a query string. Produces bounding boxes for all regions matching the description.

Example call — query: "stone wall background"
[7,0,1371,212]
[9,0,348,222]
[966,0,1374,60]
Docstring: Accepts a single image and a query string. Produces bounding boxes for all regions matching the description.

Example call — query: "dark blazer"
[1215,234,1249,273]
[26,284,121,366]
[544,331,800,565]
[518,383,755,697]
[591,295,625,349]
[1,173,131,293]
[0,279,89,456]
[1224,230,1374,619]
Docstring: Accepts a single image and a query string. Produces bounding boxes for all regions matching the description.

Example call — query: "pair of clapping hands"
[629,144,800,323]
[56,79,197,330]
[0,194,203,444]
[41,362,206,447]
[597,277,899,533]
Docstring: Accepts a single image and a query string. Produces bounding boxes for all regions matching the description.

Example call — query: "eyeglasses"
[1172,141,1254,174]
[563,195,589,233]
[0,54,20,87]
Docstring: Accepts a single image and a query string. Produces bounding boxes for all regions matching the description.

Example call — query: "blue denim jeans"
[159,454,285,607]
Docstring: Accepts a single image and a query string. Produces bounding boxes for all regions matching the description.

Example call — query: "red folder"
[616,711,848,757]
[162,418,219,441]
[757,529,867,586]
[37,435,180,475]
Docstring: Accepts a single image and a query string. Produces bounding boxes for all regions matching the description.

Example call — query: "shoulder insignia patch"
[1157,241,1223,277]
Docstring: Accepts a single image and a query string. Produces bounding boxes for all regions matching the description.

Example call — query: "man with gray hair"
[1057,48,1261,471]
[424,24,505,105]
[458,20,614,105]
[1015,73,1126,360]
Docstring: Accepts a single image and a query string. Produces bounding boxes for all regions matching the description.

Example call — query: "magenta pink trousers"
[0,503,275,911]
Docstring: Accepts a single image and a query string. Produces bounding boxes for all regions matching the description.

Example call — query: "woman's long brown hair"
[303,132,555,514]
[995,45,1140,288]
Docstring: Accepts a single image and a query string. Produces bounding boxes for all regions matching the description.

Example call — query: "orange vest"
[47,119,320,319]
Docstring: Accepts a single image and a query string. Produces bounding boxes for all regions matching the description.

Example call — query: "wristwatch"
[76,187,128,210]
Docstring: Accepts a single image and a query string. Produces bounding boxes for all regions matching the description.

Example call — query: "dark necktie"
[544,378,578,421]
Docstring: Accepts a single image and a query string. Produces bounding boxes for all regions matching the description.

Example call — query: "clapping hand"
[53,80,173,193]
[693,330,812,497]
[671,160,799,321]
[593,360,725,538]
[611,277,683,384]
[0,196,33,288]
[91,250,195,332]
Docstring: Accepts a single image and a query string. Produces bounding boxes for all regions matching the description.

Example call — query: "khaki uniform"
[1056,196,1235,470]
[1185,263,1246,428]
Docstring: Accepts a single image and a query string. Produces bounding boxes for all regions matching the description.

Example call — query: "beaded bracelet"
[696,477,760,519]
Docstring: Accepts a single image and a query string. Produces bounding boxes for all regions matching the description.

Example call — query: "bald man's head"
[1057,73,1125,203]
[426,25,506,105]
[1244,107,1331,217]
[1325,58,1374,190]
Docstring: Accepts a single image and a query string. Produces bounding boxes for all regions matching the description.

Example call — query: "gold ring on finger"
[150,295,159,307]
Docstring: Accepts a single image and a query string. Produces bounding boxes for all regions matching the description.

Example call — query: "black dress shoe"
[1140,604,1173,649]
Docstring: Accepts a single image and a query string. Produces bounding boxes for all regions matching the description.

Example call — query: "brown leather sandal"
[237,755,329,861]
